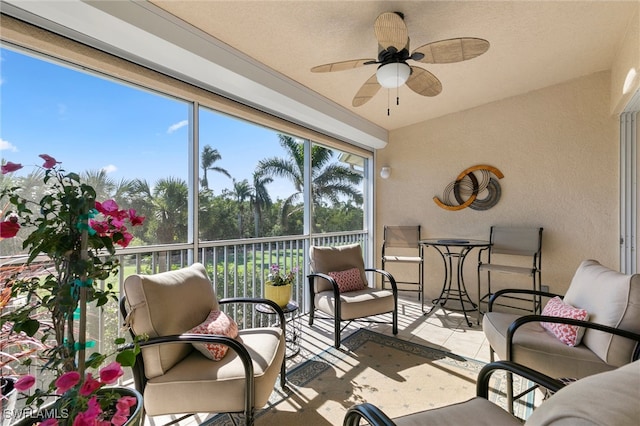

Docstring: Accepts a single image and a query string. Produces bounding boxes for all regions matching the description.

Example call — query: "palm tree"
[232,178,252,237]
[257,134,363,230]
[129,177,188,245]
[200,145,231,190]
[81,169,115,201]
[250,170,273,237]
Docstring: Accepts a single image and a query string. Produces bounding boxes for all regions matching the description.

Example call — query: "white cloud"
[0,138,17,152]
[102,164,117,174]
[167,120,188,134]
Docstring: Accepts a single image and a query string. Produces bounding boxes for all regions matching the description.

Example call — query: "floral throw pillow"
[540,296,589,346]
[188,310,239,361]
[328,267,366,293]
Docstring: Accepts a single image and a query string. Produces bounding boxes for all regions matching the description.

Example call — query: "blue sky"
[0,47,296,199]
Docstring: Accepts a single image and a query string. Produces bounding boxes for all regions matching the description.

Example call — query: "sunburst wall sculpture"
[434,165,503,211]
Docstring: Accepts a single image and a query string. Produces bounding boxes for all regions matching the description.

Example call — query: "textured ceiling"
[149,1,637,131]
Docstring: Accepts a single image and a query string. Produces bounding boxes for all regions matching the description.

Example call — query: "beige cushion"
[123,263,216,378]
[143,328,285,416]
[525,360,640,425]
[315,288,395,320]
[563,259,640,366]
[309,244,368,292]
[483,312,613,379]
[393,397,520,426]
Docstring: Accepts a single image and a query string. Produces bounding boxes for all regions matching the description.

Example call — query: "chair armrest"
[476,360,566,398]
[488,288,562,311]
[365,268,398,293]
[506,315,640,361]
[219,297,286,334]
[343,402,396,426]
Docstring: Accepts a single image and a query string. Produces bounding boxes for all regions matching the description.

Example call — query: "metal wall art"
[433,164,504,211]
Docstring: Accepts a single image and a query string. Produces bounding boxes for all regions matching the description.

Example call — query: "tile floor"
[144,291,493,426]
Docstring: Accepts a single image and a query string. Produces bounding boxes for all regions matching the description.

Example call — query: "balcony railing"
[1,230,368,370]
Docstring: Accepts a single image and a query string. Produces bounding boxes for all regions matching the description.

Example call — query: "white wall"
[377,71,618,299]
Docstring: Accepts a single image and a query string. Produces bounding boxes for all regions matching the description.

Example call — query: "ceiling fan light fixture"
[376,62,411,88]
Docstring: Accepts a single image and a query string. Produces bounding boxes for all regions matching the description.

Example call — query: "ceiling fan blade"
[352,74,381,107]
[311,59,376,73]
[374,12,408,51]
[412,38,490,64]
[406,66,442,97]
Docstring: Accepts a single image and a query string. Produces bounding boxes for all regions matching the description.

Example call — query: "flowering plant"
[266,264,297,286]
[13,361,138,426]
[0,154,145,425]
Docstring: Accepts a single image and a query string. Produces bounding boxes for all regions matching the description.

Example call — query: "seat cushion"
[563,259,640,366]
[143,327,285,416]
[394,397,520,426]
[310,244,368,293]
[483,311,613,379]
[315,288,395,320]
[123,263,217,378]
[525,361,640,425]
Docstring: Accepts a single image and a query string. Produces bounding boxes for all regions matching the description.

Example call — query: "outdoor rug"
[203,329,534,425]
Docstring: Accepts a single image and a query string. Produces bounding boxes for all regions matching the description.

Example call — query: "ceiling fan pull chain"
[387,89,390,116]
[396,85,400,106]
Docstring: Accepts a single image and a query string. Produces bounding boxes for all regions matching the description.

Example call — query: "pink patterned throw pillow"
[540,296,589,346]
[328,267,366,293]
[188,310,239,361]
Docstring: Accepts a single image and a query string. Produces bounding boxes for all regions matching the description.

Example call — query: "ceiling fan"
[311,12,490,108]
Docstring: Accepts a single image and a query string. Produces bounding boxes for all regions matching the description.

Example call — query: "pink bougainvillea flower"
[111,413,129,426]
[99,361,124,384]
[40,419,59,426]
[89,219,110,236]
[110,217,125,229]
[117,396,138,408]
[97,421,111,426]
[72,412,94,426]
[95,200,120,215]
[0,219,20,239]
[14,374,36,391]
[85,395,102,418]
[79,373,102,396]
[55,371,81,394]
[128,210,145,226]
[39,154,60,169]
[115,232,134,248]
[1,161,23,174]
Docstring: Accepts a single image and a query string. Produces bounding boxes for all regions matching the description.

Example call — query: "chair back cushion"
[123,263,217,378]
[490,226,542,256]
[309,244,368,293]
[525,360,640,425]
[563,259,640,366]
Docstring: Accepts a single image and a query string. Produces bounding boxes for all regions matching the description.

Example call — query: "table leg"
[425,245,478,326]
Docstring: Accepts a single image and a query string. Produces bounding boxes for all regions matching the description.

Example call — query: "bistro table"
[419,239,491,326]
